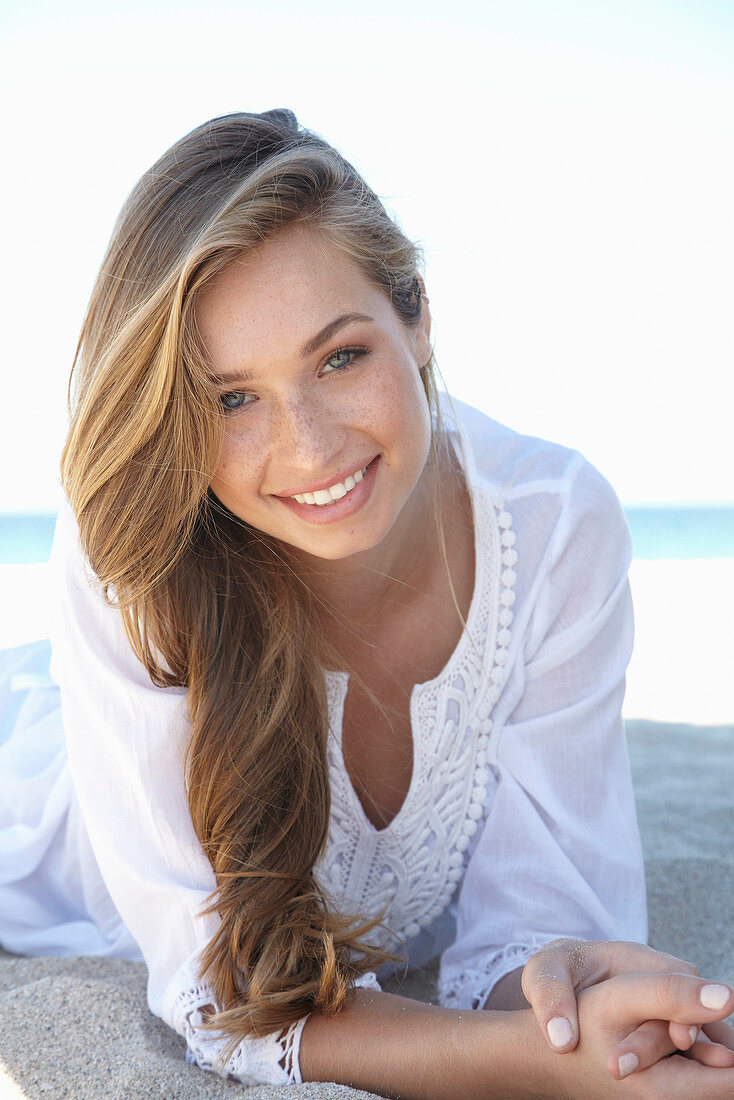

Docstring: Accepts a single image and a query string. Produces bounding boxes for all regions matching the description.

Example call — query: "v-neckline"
[325,414,488,836]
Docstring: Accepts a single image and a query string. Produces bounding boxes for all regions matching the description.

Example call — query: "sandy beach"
[0,561,732,1097]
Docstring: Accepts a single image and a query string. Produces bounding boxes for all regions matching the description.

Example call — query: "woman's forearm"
[299,987,553,1100]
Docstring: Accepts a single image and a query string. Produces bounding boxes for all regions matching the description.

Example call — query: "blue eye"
[320,346,368,375]
[220,391,255,413]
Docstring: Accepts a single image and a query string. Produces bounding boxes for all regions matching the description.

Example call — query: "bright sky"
[1,0,732,511]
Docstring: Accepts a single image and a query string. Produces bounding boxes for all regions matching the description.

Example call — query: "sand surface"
[1,718,732,1098]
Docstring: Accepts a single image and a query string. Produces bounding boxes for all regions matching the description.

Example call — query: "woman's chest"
[339,572,475,831]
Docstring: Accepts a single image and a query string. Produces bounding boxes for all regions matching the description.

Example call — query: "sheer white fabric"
[0,398,647,1086]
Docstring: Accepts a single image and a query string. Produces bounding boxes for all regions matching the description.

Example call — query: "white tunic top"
[0,398,648,1087]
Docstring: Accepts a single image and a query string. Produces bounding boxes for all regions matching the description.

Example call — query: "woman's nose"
[273,394,346,472]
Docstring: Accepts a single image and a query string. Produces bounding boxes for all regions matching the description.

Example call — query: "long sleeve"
[47,498,312,1086]
[439,454,647,1010]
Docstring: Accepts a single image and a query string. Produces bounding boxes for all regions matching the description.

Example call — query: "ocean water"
[1,507,734,564]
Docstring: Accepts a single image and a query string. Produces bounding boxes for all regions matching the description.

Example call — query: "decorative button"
[491,666,506,684]
[497,628,511,647]
[498,510,513,529]
[448,851,464,867]
[495,648,509,666]
[472,785,488,803]
[499,608,514,627]
[501,530,516,548]
[462,818,478,836]
[476,749,487,766]
[405,922,421,938]
[500,589,516,607]
[502,547,518,567]
[480,718,493,734]
[476,733,489,749]
[381,872,395,885]
[456,834,471,852]
[501,568,517,588]
[478,699,492,719]
[467,801,483,820]
[475,767,490,786]
[448,867,463,882]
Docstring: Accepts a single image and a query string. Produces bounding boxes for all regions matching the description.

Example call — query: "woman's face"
[197,225,433,562]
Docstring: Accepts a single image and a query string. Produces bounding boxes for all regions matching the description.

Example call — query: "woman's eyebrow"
[299,312,373,358]
[210,312,374,386]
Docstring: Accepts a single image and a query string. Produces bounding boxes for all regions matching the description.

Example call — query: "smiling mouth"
[290,463,370,506]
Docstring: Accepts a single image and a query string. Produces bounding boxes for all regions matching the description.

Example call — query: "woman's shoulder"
[443,394,629,558]
[443,395,589,495]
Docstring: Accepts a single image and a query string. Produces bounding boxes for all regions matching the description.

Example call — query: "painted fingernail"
[618,1053,639,1079]
[700,984,732,1010]
[547,1016,573,1047]
[689,1026,699,1045]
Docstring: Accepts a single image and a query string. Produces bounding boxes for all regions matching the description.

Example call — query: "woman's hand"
[532,970,734,1098]
[521,938,734,1075]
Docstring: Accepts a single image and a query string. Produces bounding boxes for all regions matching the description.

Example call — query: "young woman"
[1,109,733,1098]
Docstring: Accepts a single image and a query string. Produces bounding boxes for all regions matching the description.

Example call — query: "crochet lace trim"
[318,486,517,951]
[175,983,305,1086]
[439,940,545,1010]
[175,971,382,1086]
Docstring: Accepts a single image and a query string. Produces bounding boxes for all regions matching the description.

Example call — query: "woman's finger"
[702,1018,734,1051]
[614,1022,734,1076]
[607,1018,676,1079]
[668,1020,699,1050]
[599,972,734,1032]
[686,1034,734,1069]
[521,939,589,1051]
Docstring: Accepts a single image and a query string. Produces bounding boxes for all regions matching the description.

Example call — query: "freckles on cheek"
[211,436,264,505]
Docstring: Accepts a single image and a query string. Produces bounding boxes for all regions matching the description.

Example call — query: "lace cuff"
[439,937,576,1010]
[176,971,381,1087]
[175,984,305,1086]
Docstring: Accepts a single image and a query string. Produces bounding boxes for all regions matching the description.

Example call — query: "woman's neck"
[287,441,473,657]
[292,454,438,625]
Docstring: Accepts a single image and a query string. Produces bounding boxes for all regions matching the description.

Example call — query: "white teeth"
[291,464,369,506]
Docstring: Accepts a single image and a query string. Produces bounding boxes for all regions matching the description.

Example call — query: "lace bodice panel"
[316,493,517,952]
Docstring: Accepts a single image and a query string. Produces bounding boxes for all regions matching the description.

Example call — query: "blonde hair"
[61,109,444,1055]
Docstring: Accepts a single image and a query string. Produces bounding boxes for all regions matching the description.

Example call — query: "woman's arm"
[301,988,541,1100]
[48,500,309,1086]
[440,457,646,1014]
[299,976,734,1099]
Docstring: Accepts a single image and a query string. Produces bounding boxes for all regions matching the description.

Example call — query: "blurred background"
[1,0,732,722]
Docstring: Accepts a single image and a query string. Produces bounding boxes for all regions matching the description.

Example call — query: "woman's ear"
[414,274,433,364]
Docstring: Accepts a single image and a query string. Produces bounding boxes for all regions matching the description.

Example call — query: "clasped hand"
[521,939,734,1094]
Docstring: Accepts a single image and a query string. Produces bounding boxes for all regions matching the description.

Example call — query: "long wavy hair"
[61,109,445,1057]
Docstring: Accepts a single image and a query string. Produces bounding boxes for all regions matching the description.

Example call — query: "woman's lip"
[273,456,378,498]
[274,456,380,525]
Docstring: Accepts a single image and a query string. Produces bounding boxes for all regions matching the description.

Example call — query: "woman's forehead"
[195,228,395,373]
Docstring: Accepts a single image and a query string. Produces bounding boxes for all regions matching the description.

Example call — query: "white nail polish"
[689,1026,699,1045]
[618,1053,639,1079]
[700,984,731,1011]
[547,1016,573,1047]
